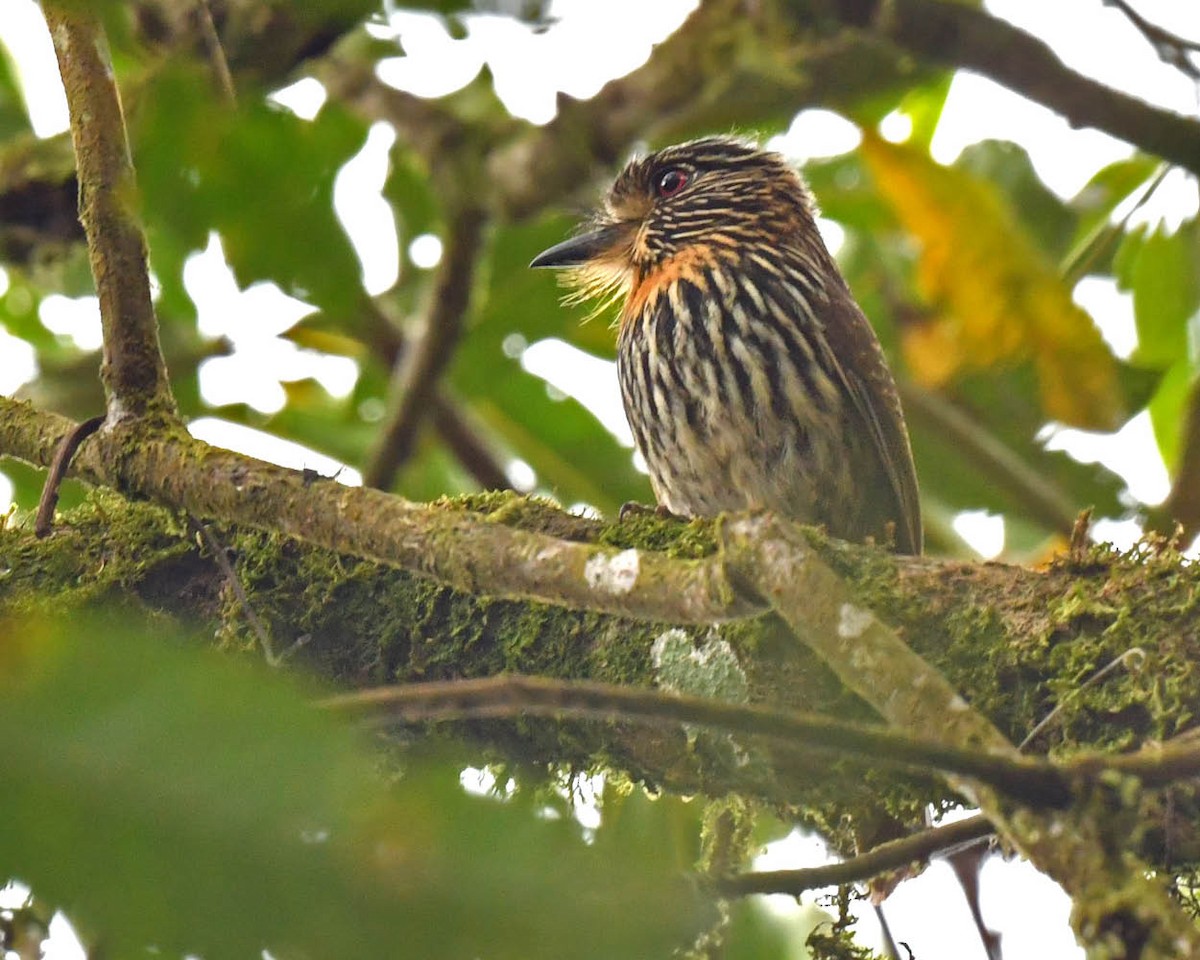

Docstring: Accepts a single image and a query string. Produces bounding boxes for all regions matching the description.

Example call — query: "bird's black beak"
[529,223,626,269]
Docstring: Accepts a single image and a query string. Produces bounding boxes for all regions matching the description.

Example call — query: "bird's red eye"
[654,168,689,199]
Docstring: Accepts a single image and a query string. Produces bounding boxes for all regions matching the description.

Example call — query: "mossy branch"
[0,396,758,623]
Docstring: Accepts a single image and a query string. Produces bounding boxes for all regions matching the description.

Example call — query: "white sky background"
[0,1,1198,958]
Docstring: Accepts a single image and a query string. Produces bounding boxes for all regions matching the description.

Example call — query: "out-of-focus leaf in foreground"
[0,607,714,958]
[861,131,1125,432]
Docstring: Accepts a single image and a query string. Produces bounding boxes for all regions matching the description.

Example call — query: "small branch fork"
[364,207,487,491]
[1104,0,1200,80]
[717,815,994,898]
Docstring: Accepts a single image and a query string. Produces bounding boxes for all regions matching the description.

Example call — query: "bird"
[529,136,921,554]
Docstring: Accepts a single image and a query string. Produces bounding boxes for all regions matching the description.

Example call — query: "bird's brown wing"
[818,295,923,554]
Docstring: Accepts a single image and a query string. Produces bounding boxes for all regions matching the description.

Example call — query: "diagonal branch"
[41,5,175,422]
[355,295,513,491]
[364,207,487,491]
[863,0,1200,177]
[898,380,1080,537]
[720,511,1200,958]
[718,814,993,898]
[1104,0,1200,80]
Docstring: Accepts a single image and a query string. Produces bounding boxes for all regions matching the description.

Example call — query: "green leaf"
[0,39,30,141]
[132,64,369,315]
[1148,356,1197,473]
[0,606,716,958]
[955,139,1076,259]
[727,897,822,960]
[1114,220,1200,368]
[898,73,953,150]
[905,368,1126,535]
[385,146,442,252]
[1068,155,1160,251]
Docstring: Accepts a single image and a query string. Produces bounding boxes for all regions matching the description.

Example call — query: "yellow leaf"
[861,131,1124,430]
[283,326,368,358]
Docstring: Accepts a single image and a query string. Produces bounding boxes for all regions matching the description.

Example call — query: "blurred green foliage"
[0,606,716,957]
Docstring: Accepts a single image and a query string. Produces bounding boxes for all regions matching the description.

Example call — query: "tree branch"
[720,511,1200,958]
[320,676,1073,806]
[1104,0,1200,80]
[0,396,758,623]
[718,814,993,898]
[428,391,514,492]
[42,5,175,422]
[866,0,1200,178]
[364,207,487,491]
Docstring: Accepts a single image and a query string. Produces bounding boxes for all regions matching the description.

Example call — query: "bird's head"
[530,137,821,315]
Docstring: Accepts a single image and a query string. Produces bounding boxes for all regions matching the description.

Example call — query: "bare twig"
[947,843,1002,960]
[1104,0,1200,80]
[42,5,175,422]
[430,394,513,491]
[364,207,487,491]
[188,517,277,663]
[195,0,238,106]
[34,414,103,537]
[354,296,514,491]
[318,675,1073,806]
[717,814,994,897]
[1019,647,1146,751]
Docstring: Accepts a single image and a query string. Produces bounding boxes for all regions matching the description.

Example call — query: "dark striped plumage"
[531,137,921,553]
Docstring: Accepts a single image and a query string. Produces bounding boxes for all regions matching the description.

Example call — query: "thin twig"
[34,414,103,538]
[430,392,513,491]
[1104,0,1200,80]
[717,815,994,897]
[1019,647,1147,751]
[188,517,277,664]
[947,842,1003,960]
[41,5,175,421]
[364,207,487,491]
[319,675,1073,806]
[1089,730,1200,788]
[195,0,237,106]
[357,295,513,491]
